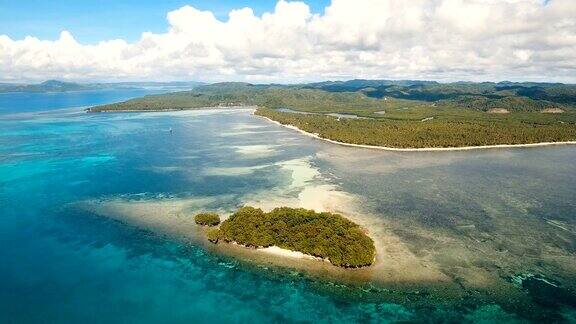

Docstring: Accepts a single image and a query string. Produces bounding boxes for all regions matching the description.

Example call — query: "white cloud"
[0,0,575,83]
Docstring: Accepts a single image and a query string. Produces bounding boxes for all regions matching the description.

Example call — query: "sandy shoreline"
[255,114,576,152]
[89,106,576,151]
[88,106,255,113]
[226,242,323,261]
[91,109,185,113]
[257,245,326,261]
[77,197,454,287]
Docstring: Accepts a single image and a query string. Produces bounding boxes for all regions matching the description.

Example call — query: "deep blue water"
[1,91,575,323]
[0,89,167,114]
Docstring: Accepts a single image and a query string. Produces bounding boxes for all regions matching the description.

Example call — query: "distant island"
[197,206,376,268]
[0,80,204,93]
[89,80,576,149]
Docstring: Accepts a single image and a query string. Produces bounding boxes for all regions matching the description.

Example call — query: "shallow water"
[1,92,575,323]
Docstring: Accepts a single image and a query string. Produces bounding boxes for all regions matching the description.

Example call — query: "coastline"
[255,113,576,152]
[224,242,376,268]
[236,244,328,262]
[88,106,254,113]
[88,105,576,151]
[259,245,321,260]
[89,108,185,113]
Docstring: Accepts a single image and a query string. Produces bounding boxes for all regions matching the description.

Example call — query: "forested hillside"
[92,80,576,113]
[305,80,576,111]
[90,81,576,148]
[256,108,576,148]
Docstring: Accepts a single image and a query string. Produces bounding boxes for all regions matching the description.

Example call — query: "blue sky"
[0,0,573,83]
[0,0,330,43]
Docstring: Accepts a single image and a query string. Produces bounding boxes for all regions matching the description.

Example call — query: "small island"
[200,206,376,268]
[194,212,221,226]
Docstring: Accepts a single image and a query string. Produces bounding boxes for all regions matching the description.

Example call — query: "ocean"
[1,90,575,323]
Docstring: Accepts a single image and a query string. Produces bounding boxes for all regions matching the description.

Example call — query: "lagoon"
[1,91,575,323]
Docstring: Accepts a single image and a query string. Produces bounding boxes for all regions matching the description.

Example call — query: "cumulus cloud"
[0,0,575,83]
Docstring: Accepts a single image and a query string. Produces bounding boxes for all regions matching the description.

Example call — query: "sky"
[0,0,575,83]
[0,0,331,43]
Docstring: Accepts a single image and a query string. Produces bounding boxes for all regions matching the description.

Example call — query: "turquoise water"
[0,89,168,114]
[1,92,575,323]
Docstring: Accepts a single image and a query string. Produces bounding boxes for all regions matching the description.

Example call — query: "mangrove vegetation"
[194,213,221,226]
[205,206,376,268]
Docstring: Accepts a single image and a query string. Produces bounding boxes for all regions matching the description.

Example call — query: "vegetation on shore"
[256,107,576,148]
[194,213,221,226]
[206,228,221,243]
[205,206,375,268]
[90,81,576,148]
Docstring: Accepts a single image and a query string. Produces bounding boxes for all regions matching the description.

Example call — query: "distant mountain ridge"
[3,79,576,111]
[302,79,576,110]
[0,80,205,93]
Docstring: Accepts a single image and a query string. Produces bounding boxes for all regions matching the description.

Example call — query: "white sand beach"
[258,246,325,261]
[256,114,576,152]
